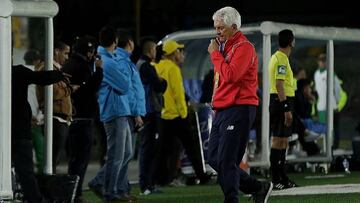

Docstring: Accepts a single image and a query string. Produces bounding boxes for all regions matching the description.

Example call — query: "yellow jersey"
[269,51,295,97]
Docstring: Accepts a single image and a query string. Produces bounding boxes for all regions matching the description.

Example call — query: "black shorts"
[269,94,294,138]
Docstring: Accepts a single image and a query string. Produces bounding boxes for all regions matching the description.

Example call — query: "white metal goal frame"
[0,0,58,200]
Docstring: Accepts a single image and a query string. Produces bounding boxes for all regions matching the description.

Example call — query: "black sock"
[279,149,289,183]
[270,148,282,183]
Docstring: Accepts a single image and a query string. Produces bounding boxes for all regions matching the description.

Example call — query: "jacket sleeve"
[146,64,167,93]
[28,70,64,85]
[33,68,66,110]
[103,60,129,94]
[210,42,255,83]
[169,66,187,119]
[133,70,146,116]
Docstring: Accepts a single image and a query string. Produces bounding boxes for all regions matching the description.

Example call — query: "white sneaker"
[140,189,151,195]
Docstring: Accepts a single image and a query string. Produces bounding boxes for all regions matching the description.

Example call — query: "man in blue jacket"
[87,26,132,203]
[113,29,146,200]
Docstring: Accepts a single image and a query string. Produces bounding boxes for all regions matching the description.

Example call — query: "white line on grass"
[271,184,360,196]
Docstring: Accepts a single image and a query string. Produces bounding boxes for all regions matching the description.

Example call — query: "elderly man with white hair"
[207,6,273,203]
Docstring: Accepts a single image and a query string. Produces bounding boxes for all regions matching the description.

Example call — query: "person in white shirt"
[313,53,342,149]
[23,49,44,173]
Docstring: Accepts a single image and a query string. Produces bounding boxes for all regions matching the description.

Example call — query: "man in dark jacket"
[12,64,65,203]
[136,38,167,194]
[62,36,103,203]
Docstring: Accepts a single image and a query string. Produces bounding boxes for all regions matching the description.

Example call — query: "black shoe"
[272,182,286,190]
[199,174,212,185]
[185,176,199,185]
[252,182,273,203]
[283,179,298,188]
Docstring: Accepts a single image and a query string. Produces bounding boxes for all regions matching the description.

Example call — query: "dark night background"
[52,0,359,45]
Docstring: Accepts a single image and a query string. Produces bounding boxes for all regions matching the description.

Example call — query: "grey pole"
[326,40,335,158]
[0,16,13,201]
[260,34,271,167]
[43,17,54,175]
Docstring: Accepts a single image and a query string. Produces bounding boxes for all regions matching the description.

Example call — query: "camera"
[95,55,101,61]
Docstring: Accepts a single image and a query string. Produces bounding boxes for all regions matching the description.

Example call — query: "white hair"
[212,6,241,29]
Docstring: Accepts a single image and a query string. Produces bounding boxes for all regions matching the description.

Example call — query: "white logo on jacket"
[226,125,234,130]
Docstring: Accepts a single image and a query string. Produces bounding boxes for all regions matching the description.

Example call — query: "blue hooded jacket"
[114,47,146,117]
[97,46,131,122]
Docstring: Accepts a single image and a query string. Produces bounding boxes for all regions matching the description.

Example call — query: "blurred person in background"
[112,29,145,201]
[136,38,167,195]
[87,26,133,203]
[62,35,103,203]
[37,41,73,173]
[154,39,211,186]
[207,6,272,203]
[12,62,67,203]
[23,49,44,174]
[314,53,347,150]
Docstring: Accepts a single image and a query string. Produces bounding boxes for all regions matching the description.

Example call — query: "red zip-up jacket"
[210,31,259,109]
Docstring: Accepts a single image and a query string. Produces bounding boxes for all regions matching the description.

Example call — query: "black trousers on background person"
[139,112,163,190]
[156,116,206,185]
[12,139,43,203]
[53,118,69,173]
[208,105,262,203]
[67,119,94,198]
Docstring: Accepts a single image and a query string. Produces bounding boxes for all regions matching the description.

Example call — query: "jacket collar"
[115,47,131,61]
[97,46,114,58]
[223,31,244,46]
[53,61,61,70]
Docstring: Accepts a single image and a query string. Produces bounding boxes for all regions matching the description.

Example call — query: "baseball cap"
[163,40,184,55]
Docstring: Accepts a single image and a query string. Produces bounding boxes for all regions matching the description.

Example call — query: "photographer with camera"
[62,35,103,203]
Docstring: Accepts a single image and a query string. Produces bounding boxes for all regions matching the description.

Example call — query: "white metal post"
[0,16,13,200]
[326,40,334,158]
[249,34,271,167]
[260,34,271,167]
[0,0,59,200]
[44,17,54,175]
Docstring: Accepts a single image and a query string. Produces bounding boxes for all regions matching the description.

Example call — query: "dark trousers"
[12,139,43,203]
[157,116,205,184]
[53,119,69,173]
[67,119,94,197]
[208,105,261,203]
[333,112,341,149]
[139,112,162,190]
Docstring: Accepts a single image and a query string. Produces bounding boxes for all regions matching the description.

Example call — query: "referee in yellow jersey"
[269,29,298,190]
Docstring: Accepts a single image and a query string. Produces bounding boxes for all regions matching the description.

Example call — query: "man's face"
[318,58,326,69]
[128,39,135,53]
[149,43,157,61]
[214,19,237,43]
[55,45,70,65]
[175,48,185,66]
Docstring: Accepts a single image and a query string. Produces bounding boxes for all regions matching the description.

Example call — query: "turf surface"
[83,171,360,202]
